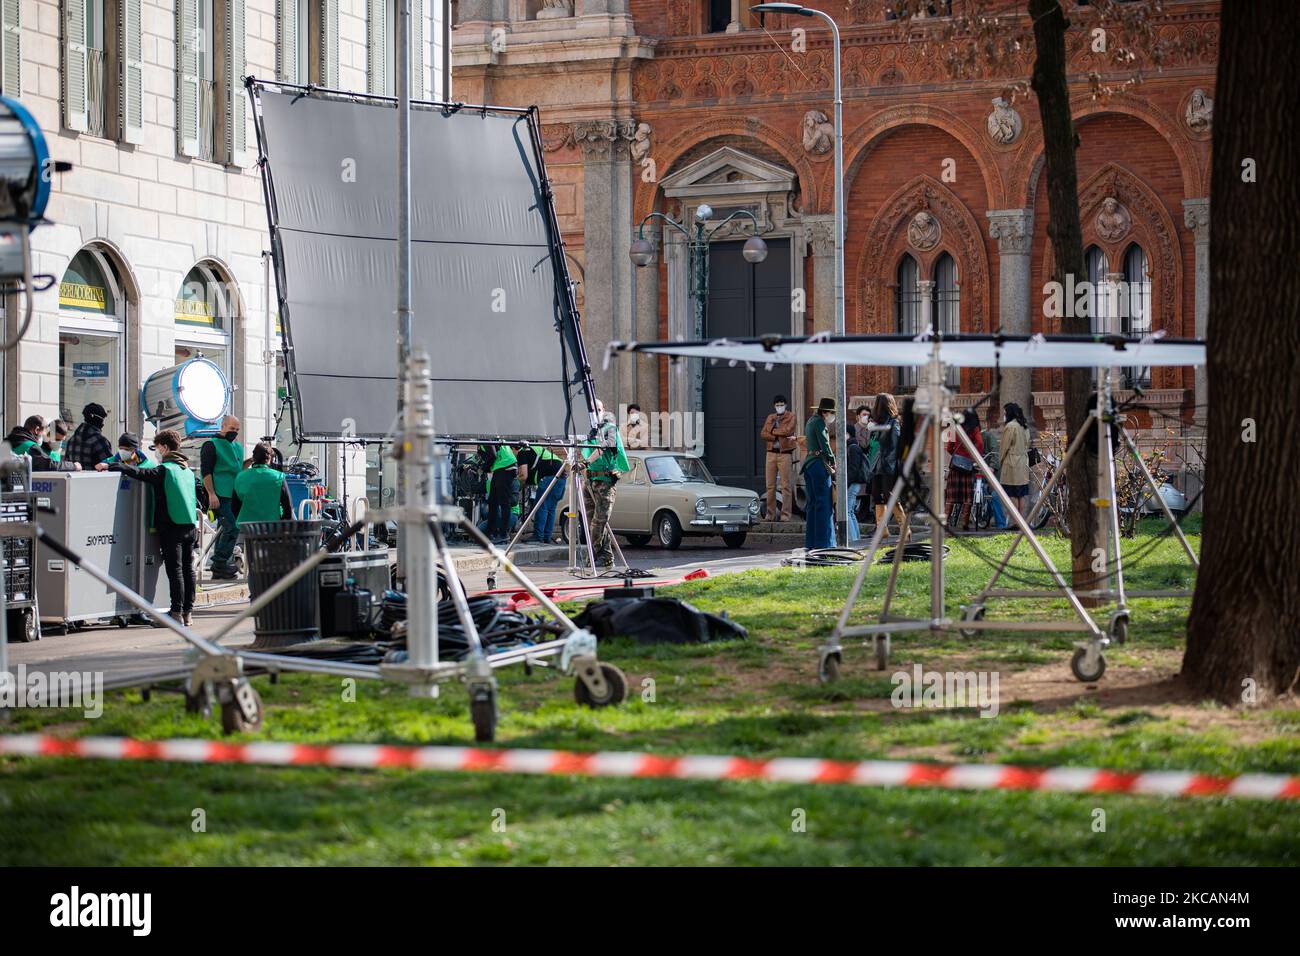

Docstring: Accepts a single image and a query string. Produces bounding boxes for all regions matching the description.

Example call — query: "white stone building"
[2,0,450,495]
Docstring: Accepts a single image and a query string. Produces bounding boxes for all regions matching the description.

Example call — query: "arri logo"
[49,885,151,936]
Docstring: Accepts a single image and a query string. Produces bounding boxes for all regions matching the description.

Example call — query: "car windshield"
[645,455,713,484]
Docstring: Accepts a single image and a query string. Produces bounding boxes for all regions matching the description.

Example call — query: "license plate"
[722,524,739,533]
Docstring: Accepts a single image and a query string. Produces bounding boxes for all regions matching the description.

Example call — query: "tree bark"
[1183,0,1300,703]
[1028,0,1099,593]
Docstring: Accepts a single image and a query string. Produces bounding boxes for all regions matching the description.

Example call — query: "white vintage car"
[603,449,761,549]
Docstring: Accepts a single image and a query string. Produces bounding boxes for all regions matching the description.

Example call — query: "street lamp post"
[630,206,768,428]
[753,3,846,544]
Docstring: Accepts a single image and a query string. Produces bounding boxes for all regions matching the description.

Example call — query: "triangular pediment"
[661,146,796,199]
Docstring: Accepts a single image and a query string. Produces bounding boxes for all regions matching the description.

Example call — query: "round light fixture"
[629,237,656,267]
[743,236,769,263]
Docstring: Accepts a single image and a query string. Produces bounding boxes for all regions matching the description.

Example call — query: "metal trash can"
[242,520,323,648]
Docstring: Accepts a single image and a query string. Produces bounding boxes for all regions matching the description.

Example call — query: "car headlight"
[695,499,707,514]
[748,498,760,515]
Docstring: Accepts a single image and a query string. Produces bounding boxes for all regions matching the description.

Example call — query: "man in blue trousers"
[801,398,837,550]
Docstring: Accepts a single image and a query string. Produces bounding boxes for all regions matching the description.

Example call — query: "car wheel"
[721,532,747,549]
[624,534,651,548]
[654,511,683,550]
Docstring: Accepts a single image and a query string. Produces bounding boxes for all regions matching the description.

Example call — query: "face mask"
[858,414,869,423]
[826,415,836,426]
[226,431,239,442]
[774,405,786,414]
[628,414,640,424]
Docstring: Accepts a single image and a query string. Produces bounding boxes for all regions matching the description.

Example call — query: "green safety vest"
[233,465,285,526]
[10,439,36,457]
[129,458,159,531]
[491,446,517,471]
[159,461,198,527]
[209,437,244,497]
[587,423,629,481]
[528,445,560,486]
[483,445,518,495]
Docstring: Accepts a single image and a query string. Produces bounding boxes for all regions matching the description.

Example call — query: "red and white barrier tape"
[2,734,1297,800]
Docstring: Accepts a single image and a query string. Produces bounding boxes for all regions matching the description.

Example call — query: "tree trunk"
[1028,0,1099,593]
[1183,0,1300,703]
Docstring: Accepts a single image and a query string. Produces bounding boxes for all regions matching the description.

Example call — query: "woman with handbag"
[1000,402,1032,519]
[866,393,909,542]
[945,409,984,532]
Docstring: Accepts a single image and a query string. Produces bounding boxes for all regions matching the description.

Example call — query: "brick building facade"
[453,0,1215,490]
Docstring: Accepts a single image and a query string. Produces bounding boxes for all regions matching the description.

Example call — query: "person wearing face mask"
[65,403,114,471]
[760,394,797,521]
[801,398,837,549]
[622,403,649,449]
[201,415,244,579]
[42,419,71,463]
[579,399,629,569]
[95,432,152,469]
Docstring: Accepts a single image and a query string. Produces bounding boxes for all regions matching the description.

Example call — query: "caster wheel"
[818,651,841,684]
[9,609,38,643]
[220,684,264,735]
[874,636,889,672]
[1070,647,1107,683]
[1110,616,1129,645]
[574,662,628,707]
[959,606,986,639]
[470,690,497,743]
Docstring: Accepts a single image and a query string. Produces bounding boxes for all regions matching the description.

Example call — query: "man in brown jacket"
[759,394,797,521]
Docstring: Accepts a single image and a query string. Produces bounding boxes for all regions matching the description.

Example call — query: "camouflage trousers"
[583,478,617,566]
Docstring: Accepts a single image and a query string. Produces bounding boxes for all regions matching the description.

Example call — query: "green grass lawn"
[2,517,1298,865]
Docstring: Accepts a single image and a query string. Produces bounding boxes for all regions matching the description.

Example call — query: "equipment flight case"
[2,459,39,642]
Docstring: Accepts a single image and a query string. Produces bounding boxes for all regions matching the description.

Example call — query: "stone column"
[631,236,660,414]
[1182,198,1210,421]
[986,208,1034,415]
[805,216,835,407]
[726,0,742,32]
[575,119,636,410]
[917,279,937,477]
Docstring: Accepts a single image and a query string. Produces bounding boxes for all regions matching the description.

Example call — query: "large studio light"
[0,96,51,227]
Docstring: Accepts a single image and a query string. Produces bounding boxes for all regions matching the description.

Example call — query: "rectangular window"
[63,0,106,135]
[198,0,216,160]
[0,0,19,97]
[708,0,731,33]
[59,330,125,436]
[369,0,424,97]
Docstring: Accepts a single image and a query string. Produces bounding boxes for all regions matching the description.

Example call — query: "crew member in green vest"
[580,400,630,569]
[201,415,243,579]
[5,415,82,472]
[232,443,292,526]
[529,444,565,544]
[479,442,518,543]
[97,432,152,468]
[109,429,208,627]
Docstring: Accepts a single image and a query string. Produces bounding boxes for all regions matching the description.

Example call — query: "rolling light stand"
[960,363,1199,675]
[818,336,1107,685]
[12,354,627,742]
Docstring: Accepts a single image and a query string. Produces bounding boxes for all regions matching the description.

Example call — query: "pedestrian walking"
[801,397,837,550]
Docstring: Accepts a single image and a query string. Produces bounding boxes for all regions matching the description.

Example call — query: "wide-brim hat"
[812,397,836,413]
